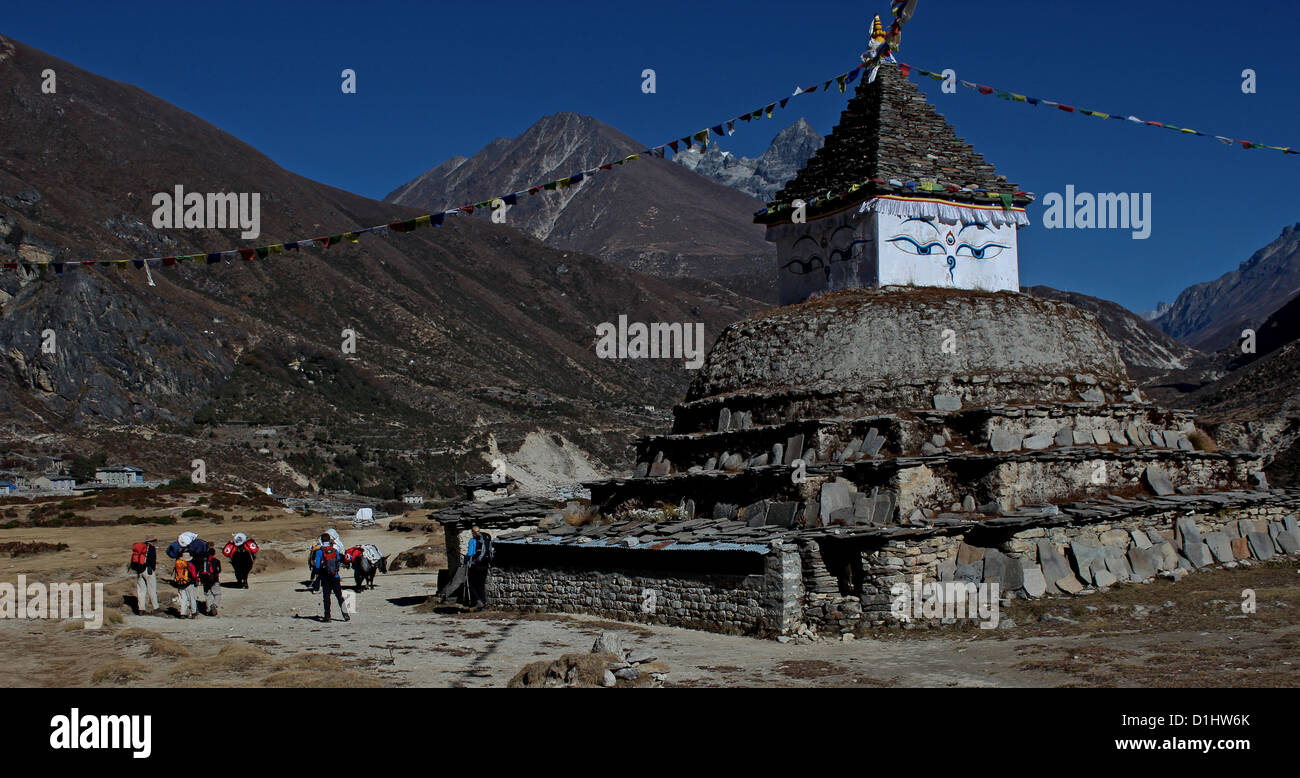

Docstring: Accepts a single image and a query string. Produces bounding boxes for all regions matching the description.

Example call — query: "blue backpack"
[187,538,211,559]
[165,541,184,560]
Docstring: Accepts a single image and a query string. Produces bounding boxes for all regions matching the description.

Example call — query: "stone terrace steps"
[636,403,1208,475]
[619,444,1260,484]
[495,487,1300,552]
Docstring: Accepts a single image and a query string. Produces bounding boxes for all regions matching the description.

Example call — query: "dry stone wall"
[799,501,1300,636]
[487,548,801,637]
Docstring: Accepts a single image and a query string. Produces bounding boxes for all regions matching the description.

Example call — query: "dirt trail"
[2,515,1297,687]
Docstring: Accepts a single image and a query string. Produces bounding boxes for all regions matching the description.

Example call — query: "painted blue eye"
[956,243,1007,260]
[888,236,944,256]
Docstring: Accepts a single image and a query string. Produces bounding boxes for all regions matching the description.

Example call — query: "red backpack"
[245,540,259,555]
[130,542,150,572]
[196,554,220,582]
[222,542,236,558]
[319,545,340,576]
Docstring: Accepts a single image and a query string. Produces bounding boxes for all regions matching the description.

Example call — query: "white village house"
[31,475,76,491]
[95,464,145,486]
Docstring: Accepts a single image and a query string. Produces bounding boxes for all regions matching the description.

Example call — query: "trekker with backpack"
[173,552,199,619]
[196,550,222,617]
[128,534,159,615]
[312,534,350,623]
[223,533,258,588]
[166,530,196,562]
[465,525,494,609]
[182,536,218,615]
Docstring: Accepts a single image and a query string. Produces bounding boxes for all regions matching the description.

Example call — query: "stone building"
[95,464,145,486]
[429,30,1300,638]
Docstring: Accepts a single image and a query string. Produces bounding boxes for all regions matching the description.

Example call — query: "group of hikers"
[128,531,259,618]
[126,523,493,622]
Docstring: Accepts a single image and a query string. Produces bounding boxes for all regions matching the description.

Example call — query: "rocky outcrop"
[673,118,824,203]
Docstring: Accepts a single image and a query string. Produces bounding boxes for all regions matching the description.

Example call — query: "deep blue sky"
[8,0,1299,313]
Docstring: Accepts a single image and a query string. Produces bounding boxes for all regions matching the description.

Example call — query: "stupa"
[434,13,1300,638]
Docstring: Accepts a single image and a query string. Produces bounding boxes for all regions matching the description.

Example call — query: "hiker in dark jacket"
[196,553,222,617]
[312,535,350,622]
[464,525,493,609]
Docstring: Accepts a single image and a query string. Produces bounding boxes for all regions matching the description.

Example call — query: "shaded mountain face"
[673,118,824,203]
[0,35,761,495]
[384,112,777,302]
[1153,223,1300,351]
[1022,286,1198,381]
[1148,290,1300,486]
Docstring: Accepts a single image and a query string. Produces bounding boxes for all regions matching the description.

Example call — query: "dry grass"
[113,626,189,657]
[144,637,190,658]
[114,627,163,643]
[260,670,385,688]
[169,643,271,678]
[91,659,150,684]
[508,652,619,688]
[63,609,123,630]
[272,653,345,672]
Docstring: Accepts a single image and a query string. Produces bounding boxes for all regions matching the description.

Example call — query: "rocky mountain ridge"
[672,118,824,203]
[384,112,777,301]
[1153,223,1300,350]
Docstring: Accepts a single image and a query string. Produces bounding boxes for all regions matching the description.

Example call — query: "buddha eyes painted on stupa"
[782,228,873,277]
[887,217,1009,281]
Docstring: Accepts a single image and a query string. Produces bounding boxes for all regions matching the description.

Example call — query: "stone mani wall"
[798,504,1300,636]
[987,454,1238,509]
[481,503,1296,638]
[487,547,802,637]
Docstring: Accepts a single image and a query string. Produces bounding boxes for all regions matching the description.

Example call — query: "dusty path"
[2,515,1297,687]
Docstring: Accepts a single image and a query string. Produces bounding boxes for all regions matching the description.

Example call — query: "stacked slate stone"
[597,287,1261,531]
[496,500,804,552]
[755,62,1029,225]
